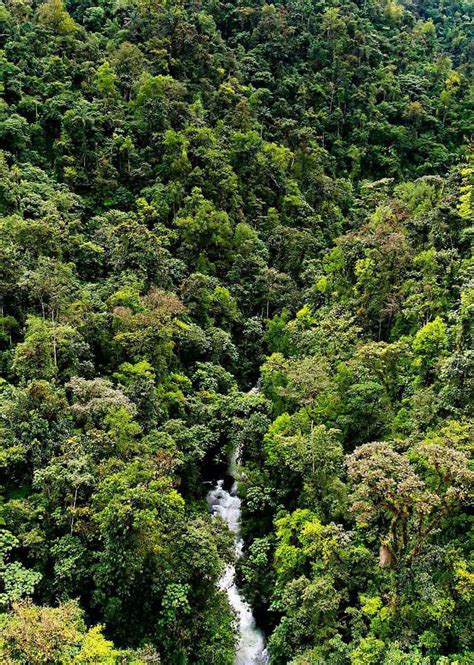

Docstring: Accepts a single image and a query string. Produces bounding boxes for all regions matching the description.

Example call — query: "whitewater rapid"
[207,456,268,664]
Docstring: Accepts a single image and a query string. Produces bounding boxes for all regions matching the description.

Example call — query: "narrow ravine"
[207,446,268,665]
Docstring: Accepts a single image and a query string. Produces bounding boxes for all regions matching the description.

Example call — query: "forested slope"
[0,0,472,662]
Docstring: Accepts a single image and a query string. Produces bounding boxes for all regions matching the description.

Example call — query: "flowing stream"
[207,446,268,665]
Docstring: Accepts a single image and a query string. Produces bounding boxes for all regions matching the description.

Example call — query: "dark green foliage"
[240,176,473,663]
[0,0,472,662]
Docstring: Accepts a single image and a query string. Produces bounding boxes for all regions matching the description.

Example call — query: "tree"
[0,530,41,609]
[412,317,448,384]
[0,600,139,663]
[346,441,472,565]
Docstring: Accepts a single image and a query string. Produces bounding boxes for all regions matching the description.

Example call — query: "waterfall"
[207,444,268,664]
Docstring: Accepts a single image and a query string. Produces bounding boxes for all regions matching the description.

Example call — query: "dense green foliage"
[0,0,472,662]
[238,170,474,663]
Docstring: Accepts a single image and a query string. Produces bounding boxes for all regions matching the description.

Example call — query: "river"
[207,447,268,665]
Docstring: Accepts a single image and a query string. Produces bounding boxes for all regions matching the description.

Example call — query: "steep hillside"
[0,0,472,663]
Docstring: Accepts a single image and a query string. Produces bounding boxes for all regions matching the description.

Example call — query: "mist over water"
[207,468,267,664]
